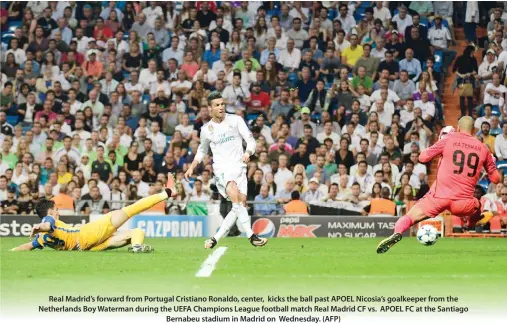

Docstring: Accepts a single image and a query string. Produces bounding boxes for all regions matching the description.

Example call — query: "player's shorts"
[414,192,480,218]
[214,164,248,200]
[78,213,117,250]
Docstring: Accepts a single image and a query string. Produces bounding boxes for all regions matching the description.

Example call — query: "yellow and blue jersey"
[31,213,117,251]
[31,216,81,251]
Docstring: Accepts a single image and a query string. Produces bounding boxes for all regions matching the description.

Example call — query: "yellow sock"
[131,228,145,246]
[122,192,168,217]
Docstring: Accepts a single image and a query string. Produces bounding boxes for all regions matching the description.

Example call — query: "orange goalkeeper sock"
[122,192,168,218]
[131,228,145,246]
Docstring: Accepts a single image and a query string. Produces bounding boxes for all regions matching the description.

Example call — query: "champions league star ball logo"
[252,218,276,238]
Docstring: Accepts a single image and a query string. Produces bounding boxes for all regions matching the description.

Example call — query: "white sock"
[214,204,239,241]
[236,204,254,238]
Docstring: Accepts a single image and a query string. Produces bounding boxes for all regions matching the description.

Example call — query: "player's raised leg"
[102,174,176,251]
[376,196,446,254]
[110,174,176,229]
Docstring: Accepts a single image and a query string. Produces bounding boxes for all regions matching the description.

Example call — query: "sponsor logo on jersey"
[217,133,234,145]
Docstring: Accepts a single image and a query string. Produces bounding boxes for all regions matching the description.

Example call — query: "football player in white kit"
[185,92,268,249]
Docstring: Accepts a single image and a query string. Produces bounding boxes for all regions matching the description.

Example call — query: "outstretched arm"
[484,152,501,184]
[11,242,36,251]
[419,138,447,163]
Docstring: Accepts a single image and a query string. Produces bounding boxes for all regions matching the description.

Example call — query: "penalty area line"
[195,246,228,278]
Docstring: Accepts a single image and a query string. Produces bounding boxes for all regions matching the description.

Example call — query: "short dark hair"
[207,91,222,103]
[291,191,300,200]
[35,199,55,219]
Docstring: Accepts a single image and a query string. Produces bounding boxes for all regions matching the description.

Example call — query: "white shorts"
[214,164,248,200]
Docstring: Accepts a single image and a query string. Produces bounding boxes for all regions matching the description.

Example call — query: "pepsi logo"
[252,218,276,238]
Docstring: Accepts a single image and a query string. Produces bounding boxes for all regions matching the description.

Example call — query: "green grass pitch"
[1,237,506,310]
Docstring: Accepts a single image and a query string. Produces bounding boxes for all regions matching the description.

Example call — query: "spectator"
[254,184,277,216]
[399,48,422,83]
[322,182,340,202]
[0,186,19,214]
[428,15,456,76]
[453,45,478,117]
[362,187,397,215]
[302,177,323,203]
[392,5,413,37]
[81,185,110,215]
[283,190,308,215]
[478,121,495,155]
[341,34,363,69]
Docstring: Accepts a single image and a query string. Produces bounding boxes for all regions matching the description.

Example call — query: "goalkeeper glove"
[476,211,494,226]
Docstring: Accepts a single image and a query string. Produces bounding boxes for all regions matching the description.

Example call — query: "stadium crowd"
[0,1,504,220]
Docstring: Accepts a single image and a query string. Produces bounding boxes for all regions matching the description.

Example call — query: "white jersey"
[195,114,256,199]
[196,114,256,170]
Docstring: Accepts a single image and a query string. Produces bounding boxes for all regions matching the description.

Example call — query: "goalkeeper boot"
[376,233,403,254]
[204,237,217,249]
[249,234,268,247]
[129,244,154,253]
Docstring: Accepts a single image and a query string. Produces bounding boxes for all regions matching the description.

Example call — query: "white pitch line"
[195,247,228,278]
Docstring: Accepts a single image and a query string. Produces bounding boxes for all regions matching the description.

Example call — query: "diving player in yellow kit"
[11,175,177,253]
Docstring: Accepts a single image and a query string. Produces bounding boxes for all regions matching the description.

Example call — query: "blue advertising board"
[130,215,208,238]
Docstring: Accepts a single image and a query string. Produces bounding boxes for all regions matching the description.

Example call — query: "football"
[416,225,439,246]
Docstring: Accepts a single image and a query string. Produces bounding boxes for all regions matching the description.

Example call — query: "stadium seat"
[354,7,366,21]
[420,16,429,28]
[1,33,14,43]
[477,179,490,193]
[142,94,150,104]
[498,165,507,175]
[8,20,21,32]
[311,113,322,122]
[6,115,18,126]
[433,51,443,73]
[247,113,260,123]
[327,9,336,21]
